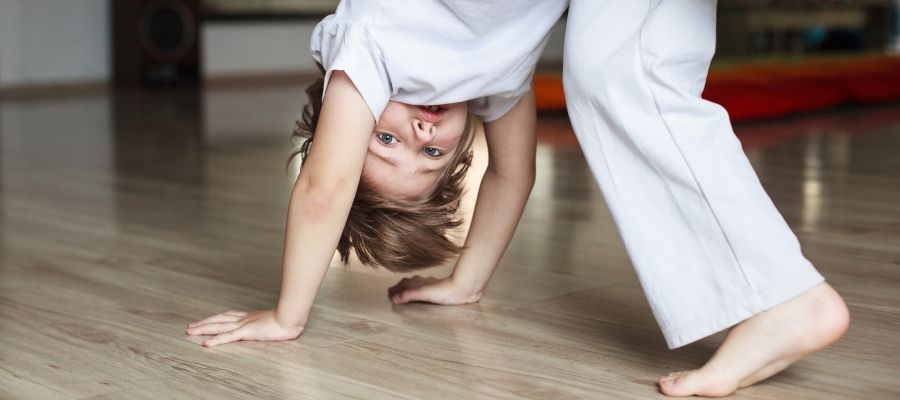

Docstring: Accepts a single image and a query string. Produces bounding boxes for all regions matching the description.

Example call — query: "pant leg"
[563,0,824,349]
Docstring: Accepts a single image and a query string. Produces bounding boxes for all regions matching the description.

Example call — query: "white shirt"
[310,0,568,122]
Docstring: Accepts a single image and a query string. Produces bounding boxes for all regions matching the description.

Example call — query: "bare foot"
[658,282,850,397]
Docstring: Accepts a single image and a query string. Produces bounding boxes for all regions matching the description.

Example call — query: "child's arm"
[388,91,537,304]
[187,71,375,346]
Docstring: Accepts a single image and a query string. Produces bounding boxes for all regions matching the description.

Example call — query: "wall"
[202,21,321,78]
[0,0,110,89]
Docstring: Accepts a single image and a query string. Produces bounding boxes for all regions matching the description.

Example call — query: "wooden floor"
[1,85,899,399]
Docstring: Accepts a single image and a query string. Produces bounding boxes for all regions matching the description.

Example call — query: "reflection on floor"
[1,85,898,399]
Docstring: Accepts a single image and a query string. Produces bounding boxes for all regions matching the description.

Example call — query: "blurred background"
[0,0,898,88]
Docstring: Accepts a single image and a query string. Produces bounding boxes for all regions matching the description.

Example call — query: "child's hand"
[388,276,482,305]
[185,309,303,347]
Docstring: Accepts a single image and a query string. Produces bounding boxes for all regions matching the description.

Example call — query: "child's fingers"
[389,277,447,303]
[186,321,244,336]
[388,279,423,301]
[188,313,243,328]
[387,278,414,296]
[392,286,428,304]
[203,326,249,347]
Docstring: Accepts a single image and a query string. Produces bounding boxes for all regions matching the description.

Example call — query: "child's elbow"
[292,174,356,212]
[487,162,535,190]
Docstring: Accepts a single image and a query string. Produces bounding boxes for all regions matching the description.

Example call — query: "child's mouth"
[418,105,445,123]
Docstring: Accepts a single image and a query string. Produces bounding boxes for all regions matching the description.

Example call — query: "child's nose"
[413,120,436,141]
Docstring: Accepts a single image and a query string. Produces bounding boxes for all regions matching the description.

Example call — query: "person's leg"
[562,0,849,396]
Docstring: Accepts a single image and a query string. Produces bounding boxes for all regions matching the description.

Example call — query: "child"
[187,1,850,396]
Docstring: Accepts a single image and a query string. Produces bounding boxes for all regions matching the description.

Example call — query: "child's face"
[361,101,468,200]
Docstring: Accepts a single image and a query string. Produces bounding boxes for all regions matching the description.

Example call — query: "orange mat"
[533,55,900,122]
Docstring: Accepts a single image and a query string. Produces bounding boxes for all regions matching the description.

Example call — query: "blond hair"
[289,76,477,272]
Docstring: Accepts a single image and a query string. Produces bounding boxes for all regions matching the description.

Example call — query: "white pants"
[562,0,825,349]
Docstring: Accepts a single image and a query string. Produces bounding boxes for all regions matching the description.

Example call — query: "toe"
[658,377,684,397]
[658,371,701,397]
[659,369,740,398]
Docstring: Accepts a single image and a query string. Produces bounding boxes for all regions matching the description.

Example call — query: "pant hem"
[662,267,826,349]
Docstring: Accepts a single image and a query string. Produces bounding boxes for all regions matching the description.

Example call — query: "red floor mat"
[534,55,900,122]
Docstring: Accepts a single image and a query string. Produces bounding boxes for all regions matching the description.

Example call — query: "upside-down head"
[290,76,477,272]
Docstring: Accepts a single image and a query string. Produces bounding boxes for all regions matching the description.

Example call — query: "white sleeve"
[310,15,392,121]
[467,77,533,123]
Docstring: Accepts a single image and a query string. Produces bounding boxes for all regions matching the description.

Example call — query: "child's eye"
[423,147,442,158]
[377,133,398,145]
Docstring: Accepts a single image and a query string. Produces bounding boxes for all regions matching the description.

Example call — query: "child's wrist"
[274,305,307,330]
[449,274,485,302]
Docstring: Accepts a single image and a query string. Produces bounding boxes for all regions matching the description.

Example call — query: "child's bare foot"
[658,282,849,397]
